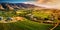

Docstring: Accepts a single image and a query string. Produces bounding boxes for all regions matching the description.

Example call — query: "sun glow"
[35,0,60,9]
[23,0,60,9]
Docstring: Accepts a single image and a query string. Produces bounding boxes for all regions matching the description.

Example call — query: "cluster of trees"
[1,9,60,30]
[16,10,32,17]
[0,11,16,17]
[31,10,60,30]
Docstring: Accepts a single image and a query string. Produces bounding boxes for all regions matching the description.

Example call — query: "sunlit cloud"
[31,0,60,9]
[0,0,60,9]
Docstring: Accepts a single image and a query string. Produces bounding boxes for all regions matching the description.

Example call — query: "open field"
[0,19,53,30]
[0,9,60,30]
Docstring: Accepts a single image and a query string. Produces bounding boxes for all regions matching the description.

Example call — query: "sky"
[0,0,36,3]
[0,0,60,9]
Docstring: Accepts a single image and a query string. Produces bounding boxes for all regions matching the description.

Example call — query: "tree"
[50,10,60,30]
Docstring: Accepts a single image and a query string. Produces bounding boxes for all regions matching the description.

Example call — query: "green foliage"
[16,10,32,16]
[32,10,50,18]
[0,11,16,17]
[0,9,60,30]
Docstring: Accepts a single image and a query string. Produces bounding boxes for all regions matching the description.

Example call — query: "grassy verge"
[0,19,53,30]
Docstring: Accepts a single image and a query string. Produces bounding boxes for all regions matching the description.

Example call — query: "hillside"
[0,3,43,10]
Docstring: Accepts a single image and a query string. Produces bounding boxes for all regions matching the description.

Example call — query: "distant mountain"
[0,3,43,10]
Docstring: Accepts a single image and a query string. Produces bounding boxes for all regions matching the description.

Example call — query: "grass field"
[0,10,60,30]
[0,19,53,30]
[54,25,60,30]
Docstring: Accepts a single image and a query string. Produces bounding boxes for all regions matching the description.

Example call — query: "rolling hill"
[0,3,43,10]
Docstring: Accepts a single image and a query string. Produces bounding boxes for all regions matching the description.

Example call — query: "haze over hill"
[36,0,60,9]
[15,0,60,9]
[0,3,60,11]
